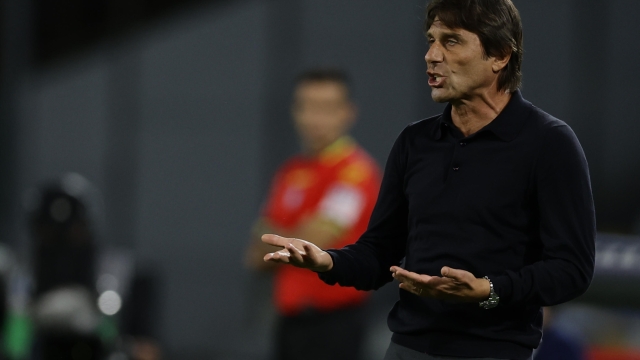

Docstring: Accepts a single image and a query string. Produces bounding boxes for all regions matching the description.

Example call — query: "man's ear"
[492,52,511,73]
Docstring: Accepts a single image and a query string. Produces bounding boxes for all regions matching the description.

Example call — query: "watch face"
[480,297,499,309]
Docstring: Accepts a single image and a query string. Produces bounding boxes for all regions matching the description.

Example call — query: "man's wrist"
[477,277,491,300]
[478,276,500,309]
[309,251,333,273]
[315,251,334,272]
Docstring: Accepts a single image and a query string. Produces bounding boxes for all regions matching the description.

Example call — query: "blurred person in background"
[259,0,596,359]
[29,178,103,360]
[245,68,382,360]
[533,307,586,360]
[1,174,162,360]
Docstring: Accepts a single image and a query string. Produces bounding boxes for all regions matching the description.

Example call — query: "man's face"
[425,18,501,103]
[292,81,355,154]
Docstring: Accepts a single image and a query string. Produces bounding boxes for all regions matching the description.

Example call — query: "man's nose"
[425,43,443,65]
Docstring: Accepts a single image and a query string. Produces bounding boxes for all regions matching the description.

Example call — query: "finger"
[267,250,290,262]
[391,271,413,284]
[264,250,291,263]
[286,243,305,264]
[391,267,411,278]
[399,282,423,297]
[261,234,290,247]
[302,243,318,264]
[393,268,432,285]
[440,266,469,282]
[392,272,427,293]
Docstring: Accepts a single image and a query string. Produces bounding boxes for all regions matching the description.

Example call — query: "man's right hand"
[261,234,333,272]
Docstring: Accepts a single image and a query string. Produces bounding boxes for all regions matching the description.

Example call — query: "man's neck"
[450,90,512,138]
[303,136,349,158]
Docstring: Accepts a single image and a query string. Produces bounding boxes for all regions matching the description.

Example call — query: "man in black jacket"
[260,0,596,359]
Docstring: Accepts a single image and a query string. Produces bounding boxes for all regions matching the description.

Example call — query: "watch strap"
[479,276,500,309]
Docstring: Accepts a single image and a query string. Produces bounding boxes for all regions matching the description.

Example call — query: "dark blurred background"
[1,0,640,359]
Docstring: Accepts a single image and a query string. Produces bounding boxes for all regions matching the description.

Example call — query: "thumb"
[441,266,467,281]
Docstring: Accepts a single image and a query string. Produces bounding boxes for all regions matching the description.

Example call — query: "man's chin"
[430,89,450,103]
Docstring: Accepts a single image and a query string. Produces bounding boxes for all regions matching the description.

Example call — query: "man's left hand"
[390,266,490,303]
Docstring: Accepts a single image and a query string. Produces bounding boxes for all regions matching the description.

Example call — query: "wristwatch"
[479,276,500,309]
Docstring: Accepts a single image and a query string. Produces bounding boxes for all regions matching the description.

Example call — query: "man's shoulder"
[523,104,582,151]
[528,105,568,129]
[407,113,442,130]
[394,113,442,142]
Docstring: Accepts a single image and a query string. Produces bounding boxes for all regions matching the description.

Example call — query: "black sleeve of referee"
[318,129,409,291]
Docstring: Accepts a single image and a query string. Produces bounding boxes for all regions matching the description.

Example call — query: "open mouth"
[428,75,446,87]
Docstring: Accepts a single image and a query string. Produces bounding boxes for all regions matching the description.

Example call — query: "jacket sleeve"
[318,129,410,291]
[492,123,596,307]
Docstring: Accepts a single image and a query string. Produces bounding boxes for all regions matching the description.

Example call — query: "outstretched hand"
[390,266,490,303]
[261,234,333,272]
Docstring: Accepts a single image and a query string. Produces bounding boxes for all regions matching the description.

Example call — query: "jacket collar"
[432,90,532,142]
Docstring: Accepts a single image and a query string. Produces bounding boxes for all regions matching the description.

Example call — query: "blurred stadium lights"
[98,290,123,316]
[578,233,640,309]
[596,235,640,272]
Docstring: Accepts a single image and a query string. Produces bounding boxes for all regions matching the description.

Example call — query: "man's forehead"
[427,17,462,36]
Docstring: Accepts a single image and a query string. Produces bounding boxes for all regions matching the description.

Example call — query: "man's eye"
[447,40,457,46]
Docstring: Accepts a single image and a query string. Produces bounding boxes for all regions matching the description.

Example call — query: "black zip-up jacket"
[319,91,596,360]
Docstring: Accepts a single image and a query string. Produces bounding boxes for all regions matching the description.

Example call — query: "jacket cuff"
[490,274,513,306]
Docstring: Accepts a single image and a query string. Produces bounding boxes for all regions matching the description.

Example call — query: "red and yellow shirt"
[262,137,381,315]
